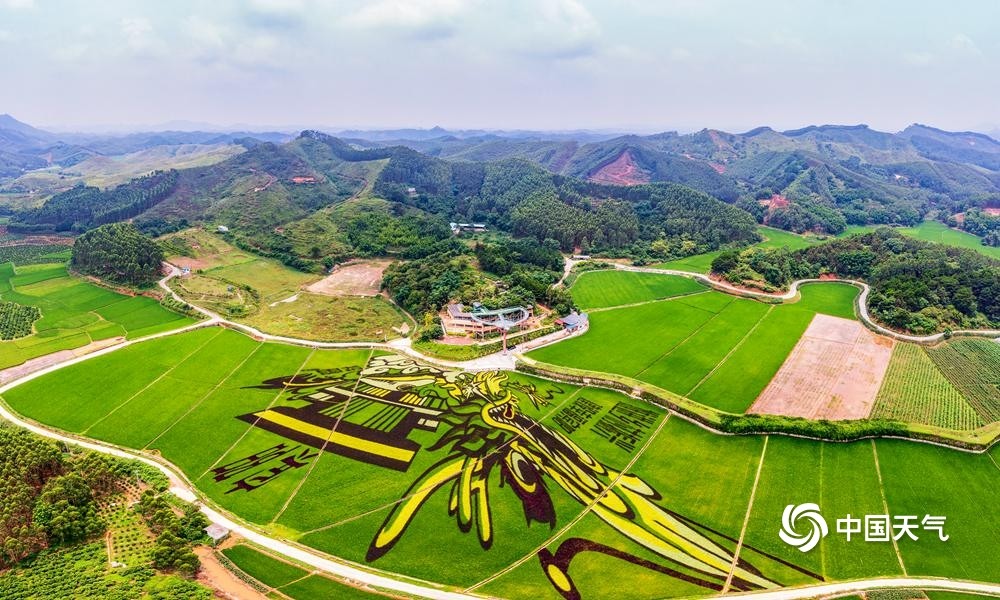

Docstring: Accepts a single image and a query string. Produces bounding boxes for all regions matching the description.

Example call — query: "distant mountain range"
[0,114,292,178]
[3,114,1000,251]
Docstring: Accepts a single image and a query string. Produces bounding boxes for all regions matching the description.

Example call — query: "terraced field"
[3,325,996,599]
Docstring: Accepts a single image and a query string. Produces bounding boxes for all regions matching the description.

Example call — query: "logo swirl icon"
[779,503,828,552]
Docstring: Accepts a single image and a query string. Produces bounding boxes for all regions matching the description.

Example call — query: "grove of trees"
[71,222,164,287]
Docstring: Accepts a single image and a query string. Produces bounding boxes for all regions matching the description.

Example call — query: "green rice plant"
[873,343,983,430]
[925,339,1000,422]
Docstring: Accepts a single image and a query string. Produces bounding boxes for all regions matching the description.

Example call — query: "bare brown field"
[305,259,392,296]
[748,313,894,420]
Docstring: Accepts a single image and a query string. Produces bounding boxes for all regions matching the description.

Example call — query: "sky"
[1,0,998,134]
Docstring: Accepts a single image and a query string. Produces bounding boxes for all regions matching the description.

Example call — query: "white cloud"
[0,0,34,9]
[244,0,308,29]
[514,0,601,60]
[903,51,934,66]
[344,0,470,40]
[184,16,227,51]
[949,33,981,56]
[120,17,156,52]
[0,29,11,42]
[670,47,692,61]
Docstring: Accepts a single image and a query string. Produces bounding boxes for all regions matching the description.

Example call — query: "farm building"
[441,302,532,336]
[556,311,589,332]
[204,523,230,546]
[216,225,230,233]
[449,222,488,235]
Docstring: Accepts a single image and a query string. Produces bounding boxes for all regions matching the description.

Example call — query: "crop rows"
[0,301,40,340]
[872,343,983,430]
[926,339,1000,423]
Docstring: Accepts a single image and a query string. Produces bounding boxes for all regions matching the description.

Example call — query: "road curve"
[614,264,1000,344]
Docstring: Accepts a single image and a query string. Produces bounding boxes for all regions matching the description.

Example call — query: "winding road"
[0,262,996,599]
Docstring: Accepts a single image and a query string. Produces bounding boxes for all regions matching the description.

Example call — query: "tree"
[711,251,740,274]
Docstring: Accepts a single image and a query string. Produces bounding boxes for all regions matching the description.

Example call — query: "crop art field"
[530,273,860,413]
[3,327,996,598]
[0,262,192,369]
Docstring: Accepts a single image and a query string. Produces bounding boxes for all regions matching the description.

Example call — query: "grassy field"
[164,228,409,342]
[653,226,827,273]
[242,292,407,342]
[656,221,1000,275]
[571,270,705,309]
[532,274,858,413]
[872,343,983,430]
[3,327,997,597]
[0,262,192,369]
[898,221,1000,260]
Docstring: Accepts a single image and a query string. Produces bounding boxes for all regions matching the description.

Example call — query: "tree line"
[710,228,1000,333]
[10,170,178,232]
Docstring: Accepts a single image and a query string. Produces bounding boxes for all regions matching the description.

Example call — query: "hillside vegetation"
[711,228,1000,333]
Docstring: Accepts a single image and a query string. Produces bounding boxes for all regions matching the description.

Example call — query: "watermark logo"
[779,503,828,552]
[779,505,949,552]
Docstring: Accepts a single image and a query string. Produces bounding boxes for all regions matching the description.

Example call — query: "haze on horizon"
[1,0,997,135]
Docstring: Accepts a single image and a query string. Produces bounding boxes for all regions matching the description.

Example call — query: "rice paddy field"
[530,270,860,413]
[221,544,378,599]
[0,261,192,369]
[3,324,995,598]
[872,343,987,430]
[570,270,705,309]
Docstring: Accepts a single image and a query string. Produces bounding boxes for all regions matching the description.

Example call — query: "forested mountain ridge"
[9,119,1000,275]
[353,123,1000,236]
[8,129,756,271]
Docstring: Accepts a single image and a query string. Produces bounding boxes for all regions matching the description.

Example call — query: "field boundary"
[871,440,907,576]
[723,436,770,593]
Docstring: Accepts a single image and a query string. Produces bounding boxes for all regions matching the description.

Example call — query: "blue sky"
[0,0,997,133]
